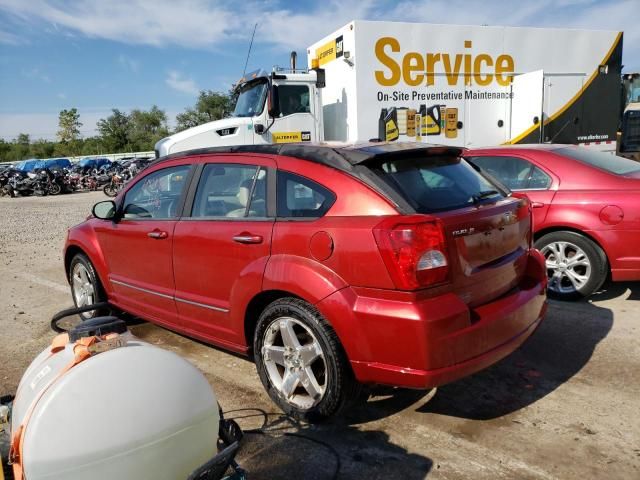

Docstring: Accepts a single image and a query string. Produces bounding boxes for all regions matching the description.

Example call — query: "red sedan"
[467,145,640,299]
[64,143,547,420]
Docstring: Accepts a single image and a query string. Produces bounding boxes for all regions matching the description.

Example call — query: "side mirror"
[92,200,116,220]
[268,84,280,118]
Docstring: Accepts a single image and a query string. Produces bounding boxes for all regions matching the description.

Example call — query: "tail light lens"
[373,215,450,290]
[511,193,533,248]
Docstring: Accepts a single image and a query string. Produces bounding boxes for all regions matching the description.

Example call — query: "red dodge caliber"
[64,143,547,420]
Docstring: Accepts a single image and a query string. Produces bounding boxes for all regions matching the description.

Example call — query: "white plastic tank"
[10,318,219,480]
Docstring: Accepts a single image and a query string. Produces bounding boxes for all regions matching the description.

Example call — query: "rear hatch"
[367,152,530,307]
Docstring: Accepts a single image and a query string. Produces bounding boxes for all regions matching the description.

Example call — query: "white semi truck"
[155,20,624,157]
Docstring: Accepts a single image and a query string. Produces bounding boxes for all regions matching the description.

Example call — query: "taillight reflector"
[373,215,450,290]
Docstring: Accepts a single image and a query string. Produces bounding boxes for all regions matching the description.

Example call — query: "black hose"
[50,302,111,332]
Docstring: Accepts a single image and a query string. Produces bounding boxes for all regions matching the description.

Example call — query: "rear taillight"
[373,215,449,290]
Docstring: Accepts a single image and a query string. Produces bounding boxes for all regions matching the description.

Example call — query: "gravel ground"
[1,191,639,479]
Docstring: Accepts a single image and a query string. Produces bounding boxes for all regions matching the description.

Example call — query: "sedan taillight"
[373,215,450,290]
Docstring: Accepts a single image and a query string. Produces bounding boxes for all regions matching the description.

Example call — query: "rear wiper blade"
[472,189,500,204]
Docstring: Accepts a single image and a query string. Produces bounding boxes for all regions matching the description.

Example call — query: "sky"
[0,0,638,141]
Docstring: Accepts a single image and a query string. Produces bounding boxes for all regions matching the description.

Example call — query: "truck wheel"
[535,231,608,300]
[69,253,107,320]
[254,298,360,422]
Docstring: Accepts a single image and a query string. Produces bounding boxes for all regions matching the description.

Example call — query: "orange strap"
[10,335,101,479]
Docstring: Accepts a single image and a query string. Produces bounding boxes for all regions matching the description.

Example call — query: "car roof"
[154,142,464,173]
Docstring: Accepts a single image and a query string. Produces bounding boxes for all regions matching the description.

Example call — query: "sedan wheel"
[541,241,591,294]
[535,231,608,300]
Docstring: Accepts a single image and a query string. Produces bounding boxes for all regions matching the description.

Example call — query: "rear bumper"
[317,249,548,389]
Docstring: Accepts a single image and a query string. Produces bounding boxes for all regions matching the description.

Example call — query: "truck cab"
[155,66,324,157]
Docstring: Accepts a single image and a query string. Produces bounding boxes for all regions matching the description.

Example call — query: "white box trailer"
[155,20,623,156]
[310,20,622,148]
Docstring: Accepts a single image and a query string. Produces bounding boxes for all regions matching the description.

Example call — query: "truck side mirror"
[268,84,280,118]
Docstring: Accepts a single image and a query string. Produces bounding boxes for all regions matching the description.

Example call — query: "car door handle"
[147,230,169,239]
[233,233,263,244]
[531,202,545,208]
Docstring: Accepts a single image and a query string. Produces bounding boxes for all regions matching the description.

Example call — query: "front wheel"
[103,184,117,197]
[535,231,608,300]
[254,298,360,422]
[69,253,107,320]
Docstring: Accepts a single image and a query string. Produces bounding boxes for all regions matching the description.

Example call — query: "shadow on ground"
[228,409,433,480]
[331,296,614,423]
[591,281,640,302]
[416,298,613,420]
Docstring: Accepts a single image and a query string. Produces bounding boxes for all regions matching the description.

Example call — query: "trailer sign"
[309,21,623,147]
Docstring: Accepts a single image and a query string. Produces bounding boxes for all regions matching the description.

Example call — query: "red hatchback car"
[64,143,547,420]
[467,145,640,300]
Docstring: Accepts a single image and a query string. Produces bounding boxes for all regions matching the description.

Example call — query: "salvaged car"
[64,142,547,420]
[467,145,640,299]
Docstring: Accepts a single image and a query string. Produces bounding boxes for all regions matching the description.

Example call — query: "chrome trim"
[174,296,229,313]
[110,279,229,313]
[110,279,175,300]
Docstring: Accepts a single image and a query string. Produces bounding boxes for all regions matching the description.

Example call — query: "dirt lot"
[1,191,639,479]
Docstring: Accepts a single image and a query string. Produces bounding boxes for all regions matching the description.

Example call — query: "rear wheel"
[69,253,107,320]
[535,231,608,300]
[254,298,360,422]
[49,183,62,195]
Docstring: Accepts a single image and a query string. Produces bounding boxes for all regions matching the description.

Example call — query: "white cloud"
[0,0,636,69]
[0,0,235,48]
[0,28,22,45]
[165,70,199,95]
[117,54,139,73]
[22,67,51,83]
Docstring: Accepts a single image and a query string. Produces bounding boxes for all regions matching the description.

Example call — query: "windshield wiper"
[472,189,500,204]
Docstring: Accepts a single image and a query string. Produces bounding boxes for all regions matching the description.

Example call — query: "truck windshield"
[233,81,268,118]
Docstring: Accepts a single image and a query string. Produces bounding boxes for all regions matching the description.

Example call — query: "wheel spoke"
[79,268,90,284]
[300,367,324,400]
[545,259,559,269]
[566,252,586,266]
[263,345,286,365]
[281,369,300,399]
[566,269,588,288]
[280,319,301,349]
[299,342,322,365]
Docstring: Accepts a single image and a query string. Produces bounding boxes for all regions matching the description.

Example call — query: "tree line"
[0,90,234,162]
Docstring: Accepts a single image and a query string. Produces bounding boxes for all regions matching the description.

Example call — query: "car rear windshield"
[369,155,506,214]
[554,147,640,175]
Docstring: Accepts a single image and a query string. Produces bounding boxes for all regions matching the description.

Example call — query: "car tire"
[69,253,108,320]
[254,297,360,422]
[535,231,608,300]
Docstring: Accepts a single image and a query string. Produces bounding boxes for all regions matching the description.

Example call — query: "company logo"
[374,37,515,87]
[272,131,312,143]
[316,35,344,66]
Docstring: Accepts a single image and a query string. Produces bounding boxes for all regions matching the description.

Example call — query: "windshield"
[233,81,268,118]
[554,147,640,175]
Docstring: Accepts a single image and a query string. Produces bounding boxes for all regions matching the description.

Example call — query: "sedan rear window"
[370,155,506,214]
[554,147,640,175]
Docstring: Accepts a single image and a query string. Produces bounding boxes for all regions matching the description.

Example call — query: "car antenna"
[242,23,258,77]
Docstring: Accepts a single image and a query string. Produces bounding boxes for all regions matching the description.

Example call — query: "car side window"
[192,164,267,218]
[469,156,550,190]
[278,85,310,116]
[122,165,190,219]
[277,171,335,218]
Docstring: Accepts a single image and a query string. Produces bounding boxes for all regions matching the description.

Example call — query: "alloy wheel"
[72,262,96,311]
[541,241,592,294]
[261,316,327,410]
